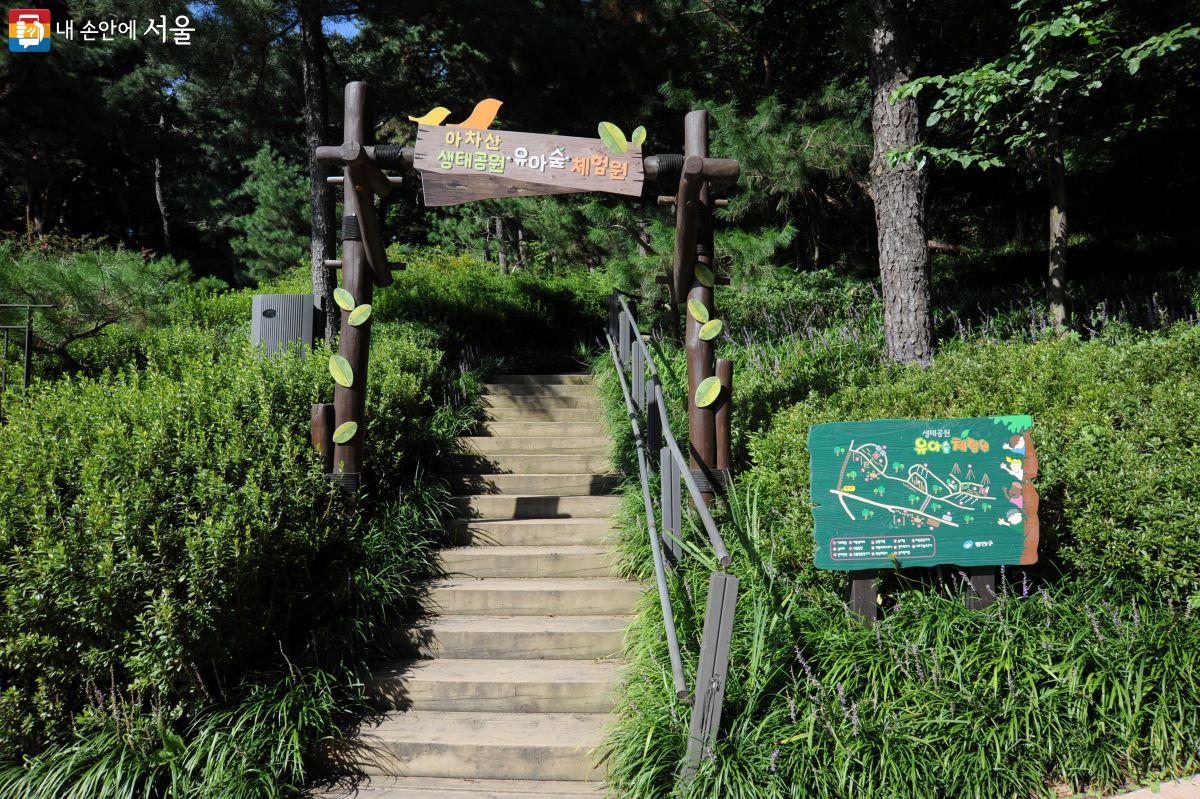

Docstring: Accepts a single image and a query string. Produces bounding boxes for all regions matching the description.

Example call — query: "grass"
[603,474,1200,799]
[596,294,1200,798]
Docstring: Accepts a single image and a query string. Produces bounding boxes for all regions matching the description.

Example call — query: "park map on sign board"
[808,416,1039,571]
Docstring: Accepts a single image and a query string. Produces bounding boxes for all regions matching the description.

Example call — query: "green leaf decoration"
[990,414,1033,435]
[687,299,710,324]
[699,319,724,341]
[348,304,373,327]
[695,376,721,408]
[329,354,354,387]
[695,264,715,287]
[332,421,358,444]
[597,121,628,155]
[631,125,647,147]
[334,288,356,312]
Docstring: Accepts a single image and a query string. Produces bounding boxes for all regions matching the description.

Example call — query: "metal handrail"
[612,293,730,567]
[605,290,740,777]
[606,333,689,701]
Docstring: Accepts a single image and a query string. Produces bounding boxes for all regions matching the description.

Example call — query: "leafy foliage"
[895,0,1200,170]
[0,239,187,370]
[0,251,493,792]
[598,287,1200,797]
[226,145,311,282]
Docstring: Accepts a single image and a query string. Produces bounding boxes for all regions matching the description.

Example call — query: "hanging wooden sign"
[808,415,1039,570]
[413,124,644,206]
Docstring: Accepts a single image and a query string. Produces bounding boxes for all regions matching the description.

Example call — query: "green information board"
[808,416,1039,571]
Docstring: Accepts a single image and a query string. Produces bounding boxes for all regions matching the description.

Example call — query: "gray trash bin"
[250,294,321,356]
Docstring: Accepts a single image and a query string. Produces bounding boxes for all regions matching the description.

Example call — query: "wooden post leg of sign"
[684,110,717,505]
[850,571,879,624]
[311,403,335,473]
[330,81,375,491]
[715,358,732,475]
[965,566,997,609]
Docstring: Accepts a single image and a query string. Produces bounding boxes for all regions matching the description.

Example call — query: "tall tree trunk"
[869,0,932,365]
[154,113,172,252]
[495,217,508,273]
[299,0,336,340]
[1046,107,1069,330]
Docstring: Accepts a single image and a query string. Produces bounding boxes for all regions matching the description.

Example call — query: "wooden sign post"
[312,81,402,492]
[308,82,740,498]
[684,112,718,504]
[808,415,1040,620]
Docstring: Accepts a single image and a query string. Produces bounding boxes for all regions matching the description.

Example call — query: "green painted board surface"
[808,416,1039,571]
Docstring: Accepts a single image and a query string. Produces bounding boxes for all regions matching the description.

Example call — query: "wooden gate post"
[330,81,375,491]
[683,110,718,504]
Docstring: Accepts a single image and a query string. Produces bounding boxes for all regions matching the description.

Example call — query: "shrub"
[378,248,613,370]
[0,245,479,796]
[0,238,187,377]
[600,322,1200,799]
[751,325,1200,595]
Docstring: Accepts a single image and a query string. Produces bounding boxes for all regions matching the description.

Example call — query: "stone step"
[428,578,642,616]
[482,395,599,410]
[491,374,594,386]
[479,421,607,438]
[438,546,617,578]
[371,659,621,713]
[485,384,596,397]
[450,518,615,547]
[402,615,627,660]
[317,776,604,798]
[461,436,609,454]
[353,711,610,780]
[452,494,620,520]
[450,473,620,496]
[450,453,613,475]
[483,406,602,423]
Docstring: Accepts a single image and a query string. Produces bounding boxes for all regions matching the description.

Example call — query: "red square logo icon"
[9,9,51,52]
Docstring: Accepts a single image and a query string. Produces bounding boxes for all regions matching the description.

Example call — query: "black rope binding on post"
[341,215,361,241]
[654,153,686,187]
[371,145,406,169]
[328,471,361,492]
[689,467,733,493]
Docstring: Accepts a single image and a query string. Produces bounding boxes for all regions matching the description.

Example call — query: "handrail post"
[632,338,644,413]
[660,446,681,565]
[22,307,33,389]
[619,309,631,366]
[608,290,618,345]
[647,383,661,461]
[683,571,739,778]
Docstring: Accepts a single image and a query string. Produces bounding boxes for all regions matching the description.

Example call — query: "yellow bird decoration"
[408,106,451,126]
[409,99,504,130]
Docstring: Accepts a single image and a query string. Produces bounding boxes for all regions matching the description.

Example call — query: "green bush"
[0,322,454,759]
[0,245,499,797]
[378,248,613,371]
[751,326,1200,594]
[0,238,187,380]
[600,323,1200,798]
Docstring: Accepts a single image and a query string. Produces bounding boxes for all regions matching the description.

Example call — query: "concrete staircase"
[323,374,637,798]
